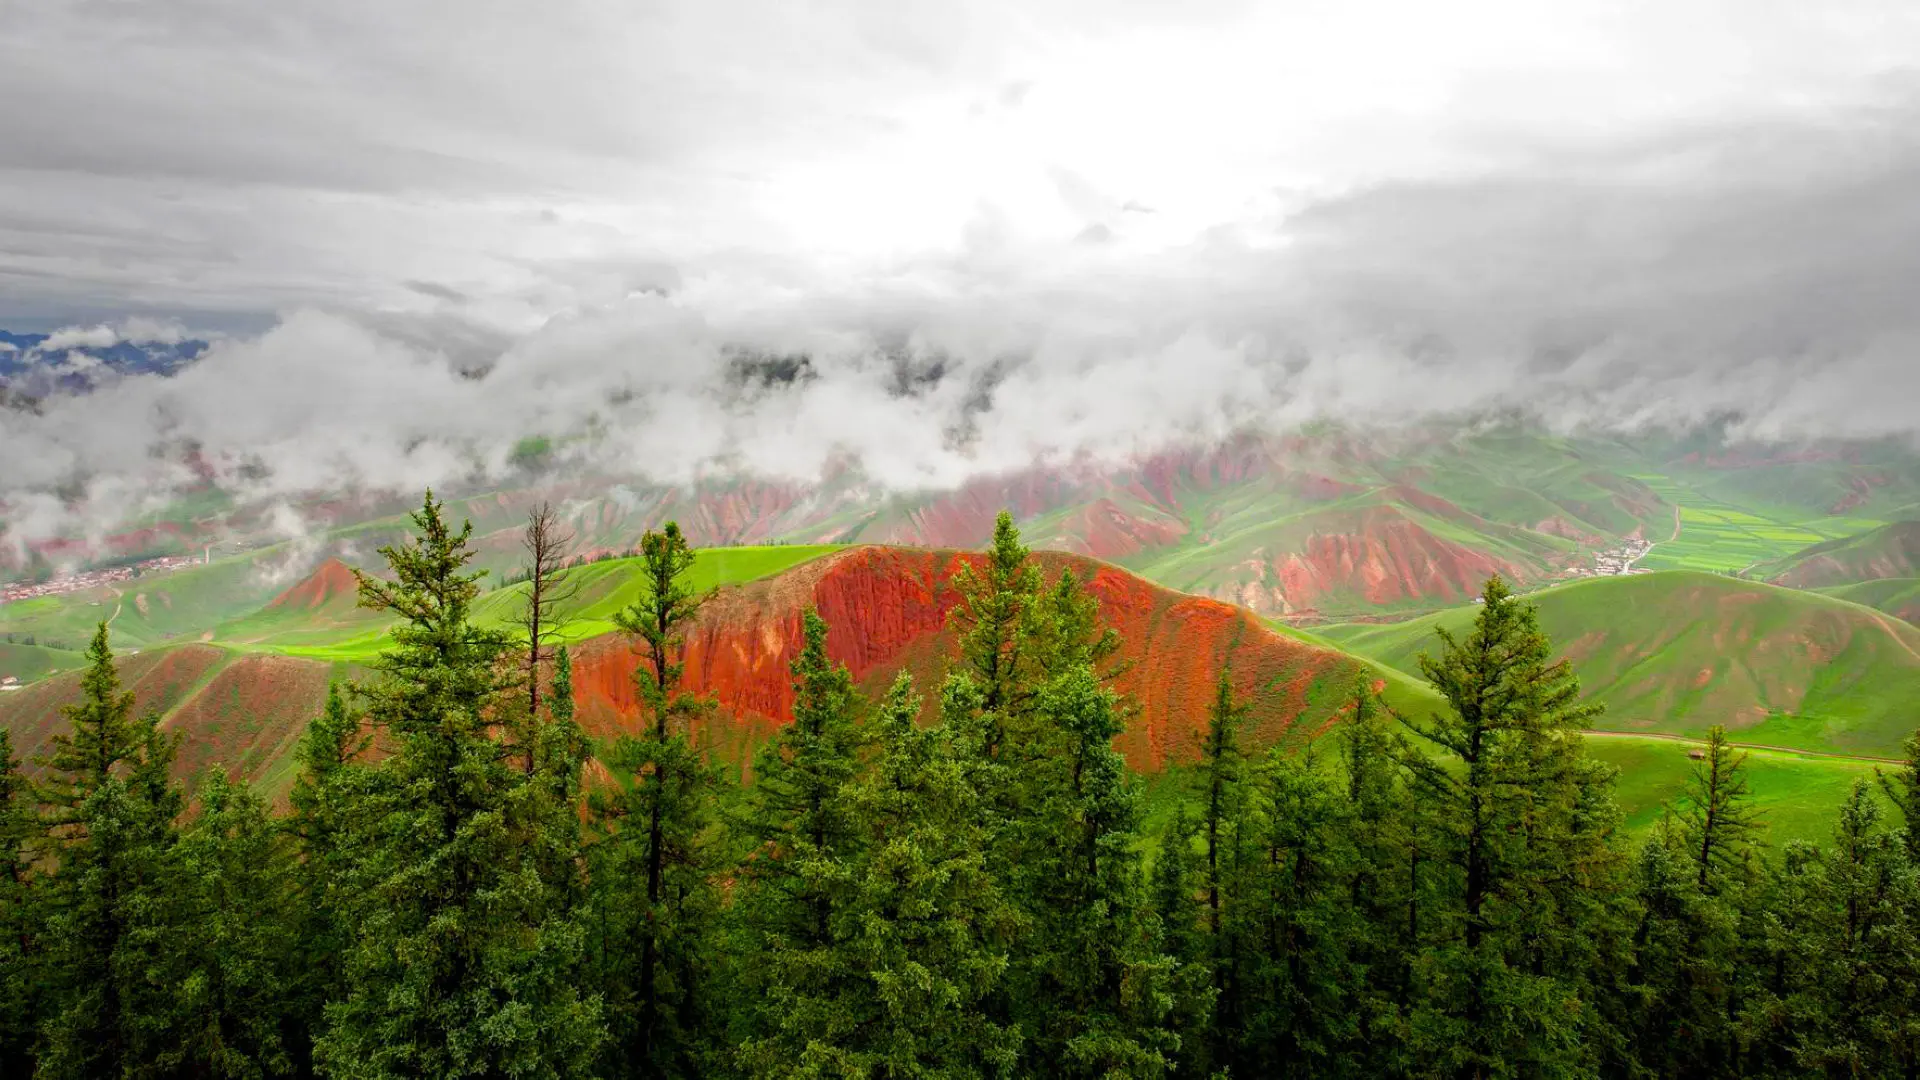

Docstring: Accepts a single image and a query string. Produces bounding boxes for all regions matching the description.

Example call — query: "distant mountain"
[10,422,1920,620]
[0,327,208,395]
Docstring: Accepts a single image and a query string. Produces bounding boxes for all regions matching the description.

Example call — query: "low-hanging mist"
[6,4,1920,557]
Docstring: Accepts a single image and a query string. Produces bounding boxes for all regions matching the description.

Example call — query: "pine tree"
[1197,666,1244,944]
[36,622,142,818]
[1746,783,1920,1076]
[287,681,379,1071]
[163,770,297,1077]
[1619,726,1764,1077]
[1338,681,1416,1072]
[32,622,187,1079]
[1193,665,1246,1064]
[1395,575,1623,1077]
[759,672,1028,1077]
[947,509,1043,755]
[527,645,590,913]
[1682,726,1764,895]
[516,502,580,771]
[0,728,40,1074]
[1014,666,1180,1077]
[315,491,601,1079]
[733,609,868,1075]
[1232,745,1356,1074]
[1881,728,1920,866]
[1146,808,1219,1079]
[1023,565,1123,684]
[593,520,721,1077]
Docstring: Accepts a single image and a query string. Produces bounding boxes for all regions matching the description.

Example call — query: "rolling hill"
[1752,520,1920,588]
[1815,577,1920,626]
[1317,570,1920,758]
[4,543,1902,842]
[1,545,1382,796]
[19,424,1918,623]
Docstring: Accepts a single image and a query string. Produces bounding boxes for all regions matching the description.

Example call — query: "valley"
[5,429,1919,847]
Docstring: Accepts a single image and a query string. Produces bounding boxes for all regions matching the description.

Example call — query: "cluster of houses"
[0,551,205,607]
[1563,536,1656,579]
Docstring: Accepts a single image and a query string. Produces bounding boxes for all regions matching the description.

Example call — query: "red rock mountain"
[267,557,360,612]
[2,547,1378,793]
[571,546,1366,771]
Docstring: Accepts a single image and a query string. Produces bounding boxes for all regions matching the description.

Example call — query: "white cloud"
[38,324,119,351]
[3,0,1919,554]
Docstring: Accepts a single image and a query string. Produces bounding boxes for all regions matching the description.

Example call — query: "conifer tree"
[1621,726,1764,1076]
[316,491,601,1079]
[1881,728,1920,865]
[287,681,378,1069]
[593,520,720,1077]
[33,624,186,1079]
[947,509,1043,754]
[527,645,590,913]
[36,622,141,816]
[848,673,1025,1076]
[1231,746,1356,1074]
[1337,681,1416,1070]
[0,728,39,1075]
[1683,725,1765,894]
[1747,783,1920,1076]
[1186,664,1246,1067]
[1023,565,1123,684]
[1146,808,1219,1079]
[517,501,579,769]
[163,770,296,1077]
[1197,666,1244,943]
[733,609,867,1073]
[1395,575,1621,1077]
[1014,666,1180,1076]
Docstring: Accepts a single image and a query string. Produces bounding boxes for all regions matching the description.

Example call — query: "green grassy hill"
[226,544,843,663]
[0,641,85,684]
[1816,577,1920,626]
[1751,520,1920,588]
[1318,571,1920,758]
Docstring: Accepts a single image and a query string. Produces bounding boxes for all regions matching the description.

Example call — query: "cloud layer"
[3,1,1920,553]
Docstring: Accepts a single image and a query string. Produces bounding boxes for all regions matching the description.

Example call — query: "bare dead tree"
[519,501,579,772]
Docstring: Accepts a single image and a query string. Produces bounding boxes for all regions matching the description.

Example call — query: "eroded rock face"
[571,546,1364,771]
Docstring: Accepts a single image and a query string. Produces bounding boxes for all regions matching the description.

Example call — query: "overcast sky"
[4,0,1920,549]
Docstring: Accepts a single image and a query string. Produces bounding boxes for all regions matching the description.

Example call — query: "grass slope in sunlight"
[1317,570,1920,758]
[268,544,843,662]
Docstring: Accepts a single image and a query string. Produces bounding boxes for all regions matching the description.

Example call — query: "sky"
[4,0,1920,549]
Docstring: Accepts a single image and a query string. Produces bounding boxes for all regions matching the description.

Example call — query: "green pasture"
[1315,571,1920,759]
[268,544,842,663]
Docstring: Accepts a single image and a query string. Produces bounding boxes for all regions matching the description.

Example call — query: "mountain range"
[0,327,208,397]
[6,422,1920,845]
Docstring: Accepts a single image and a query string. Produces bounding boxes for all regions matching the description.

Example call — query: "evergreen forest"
[3,491,1917,1079]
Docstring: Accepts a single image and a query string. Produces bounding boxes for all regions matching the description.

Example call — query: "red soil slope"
[161,653,337,792]
[1767,522,1920,590]
[1231,507,1526,616]
[0,643,229,767]
[1055,498,1189,561]
[572,546,1365,771]
[268,557,360,613]
[3,549,1371,790]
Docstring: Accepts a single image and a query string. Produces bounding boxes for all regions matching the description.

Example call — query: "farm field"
[1628,472,1890,574]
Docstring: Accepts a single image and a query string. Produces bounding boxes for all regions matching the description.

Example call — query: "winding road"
[1624,503,1684,572]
